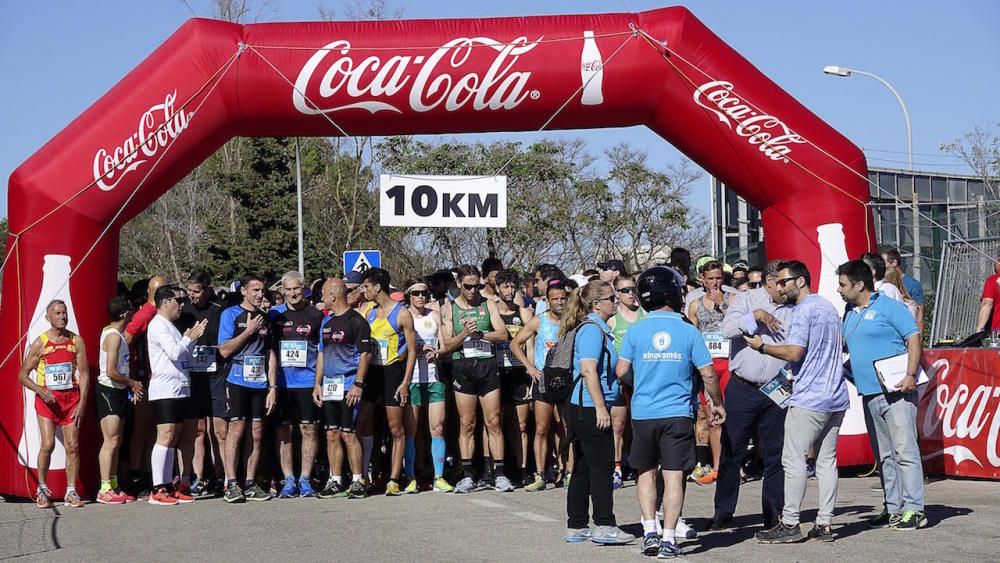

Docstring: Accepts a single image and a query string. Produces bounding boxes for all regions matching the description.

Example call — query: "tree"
[941,123,1000,238]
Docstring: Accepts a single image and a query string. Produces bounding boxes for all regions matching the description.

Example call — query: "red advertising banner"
[919,349,1000,480]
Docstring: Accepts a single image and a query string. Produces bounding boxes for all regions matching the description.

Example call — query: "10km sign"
[379,175,507,228]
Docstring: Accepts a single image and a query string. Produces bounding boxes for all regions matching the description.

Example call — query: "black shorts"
[227,382,268,422]
[189,373,214,419]
[323,400,359,432]
[152,397,194,425]
[611,390,628,408]
[96,385,129,420]
[276,388,320,425]
[209,373,229,419]
[630,417,696,472]
[363,363,406,407]
[530,378,567,405]
[452,358,501,397]
[501,367,532,405]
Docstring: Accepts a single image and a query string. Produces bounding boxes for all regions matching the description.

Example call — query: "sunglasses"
[409,290,430,298]
[776,275,801,288]
[462,283,485,290]
[596,294,618,304]
[617,286,636,294]
[748,281,762,289]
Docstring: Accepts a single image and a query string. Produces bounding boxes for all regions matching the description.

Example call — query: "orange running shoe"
[36,488,54,509]
[172,487,194,504]
[694,468,718,486]
[149,487,179,506]
[64,490,85,508]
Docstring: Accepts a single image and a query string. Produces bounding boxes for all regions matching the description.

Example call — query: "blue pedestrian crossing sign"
[343,250,381,274]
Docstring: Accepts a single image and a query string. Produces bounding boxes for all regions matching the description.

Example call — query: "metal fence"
[931,236,1000,344]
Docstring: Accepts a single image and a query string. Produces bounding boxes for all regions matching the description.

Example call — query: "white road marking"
[467,499,506,509]
[512,511,557,523]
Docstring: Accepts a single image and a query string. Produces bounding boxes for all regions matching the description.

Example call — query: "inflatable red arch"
[1,6,874,498]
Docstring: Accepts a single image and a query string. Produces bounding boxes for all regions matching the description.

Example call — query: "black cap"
[636,266,684,312]
[597,259,626,273]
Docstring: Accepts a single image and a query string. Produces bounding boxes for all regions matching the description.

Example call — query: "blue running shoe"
[298,478,316,498]
[657,541,683,559]
[278,478,298,499]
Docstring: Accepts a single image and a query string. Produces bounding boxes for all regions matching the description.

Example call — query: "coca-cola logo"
[293,36,542,115]
[92,91,193,191]
[920,358,1000,468]
[692,81,806,164]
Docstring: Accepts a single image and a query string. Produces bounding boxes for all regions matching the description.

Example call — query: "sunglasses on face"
[617,286,636,294]
[776,276,801,288]
[596,294,618,304]
[748,281,762,289]
[409,290,430,298]
[462,283,485,290]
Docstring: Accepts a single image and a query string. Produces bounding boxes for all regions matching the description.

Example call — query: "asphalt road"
[1,475,996,561]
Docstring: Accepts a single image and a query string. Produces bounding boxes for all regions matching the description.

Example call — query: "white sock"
[65,486,76,495]
[352,473,363,483]
[662,529,676,544]
[362,436,374,478]
[642,519,657,536]
[151,444,169,487]
[333,475,342,485]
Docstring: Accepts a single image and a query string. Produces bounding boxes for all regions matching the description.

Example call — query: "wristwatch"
[353,380,367,389]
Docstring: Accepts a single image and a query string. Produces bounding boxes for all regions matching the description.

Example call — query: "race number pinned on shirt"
[462,339,492,359]
[280,341,308,368]
[498,343,522,368]
[380,175,507,228]
[703,333,730,359]
[242,355,266,384]
[190,345,218,372]
[372,339,390,366]
[322,375,345,401]
[44,362,74,391]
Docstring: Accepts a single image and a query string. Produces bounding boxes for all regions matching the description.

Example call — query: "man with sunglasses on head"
[710,260,791,531]
[607,275,644,490]
[532,264,566,316]
[744,260,849,544]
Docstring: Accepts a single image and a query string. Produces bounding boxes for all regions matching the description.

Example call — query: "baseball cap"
[597,259,626,273]
[344,271,364,286]
[733,260,750,272]
[695,255,715,273]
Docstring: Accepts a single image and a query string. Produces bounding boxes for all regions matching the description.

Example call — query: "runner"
[177,271,224,498]
[509,278,571,492]
[147,286,206,506]
[401,279,454,493]
[531,264,565,316]
[441,264,513,493]
[218,272,275,503]
[19,299,90,509]
[313,278,372,500]
[360,267,418,496]
[96,295,140,504]
[494,269,534,486]
[270,271,324,499]
[686,260,732,485]
[617,267,725,557]
[607,275,645,490]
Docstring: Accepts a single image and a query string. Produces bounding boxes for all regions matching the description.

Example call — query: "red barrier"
[0,7,873,498]
[919,349,1000,480]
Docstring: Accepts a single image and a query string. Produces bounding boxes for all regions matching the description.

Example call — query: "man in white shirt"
[861,253,903,302]
[147,285,205,505]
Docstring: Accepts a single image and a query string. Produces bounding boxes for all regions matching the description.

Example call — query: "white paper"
[874,353,928,390]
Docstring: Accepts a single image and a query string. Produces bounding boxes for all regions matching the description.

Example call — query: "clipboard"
[873,353,928,391]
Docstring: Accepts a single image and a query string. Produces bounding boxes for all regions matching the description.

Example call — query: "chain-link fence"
[931,236,1000,344]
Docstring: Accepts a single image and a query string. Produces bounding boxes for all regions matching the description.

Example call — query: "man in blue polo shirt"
[838,259,925,531]
[617,267,725,558]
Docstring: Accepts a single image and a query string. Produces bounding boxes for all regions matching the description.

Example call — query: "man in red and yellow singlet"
[19,299,90,508]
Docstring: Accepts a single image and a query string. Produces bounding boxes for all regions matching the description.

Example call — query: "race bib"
[242,355,266,383]
[322,375,345,401]
[44,362,74,391]
[372,339,389,366]
[190,345,217,372]
[703,333,730,359]
[498,343,522,368]
[462,338,492,359]
[280,341,308,368]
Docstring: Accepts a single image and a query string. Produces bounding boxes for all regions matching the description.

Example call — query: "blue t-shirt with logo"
[903,274,924,306]
[569,313,619,407]
[619,311,712,420]
[843,292,919,396]
[269,303,324,389]
[319,308,372,389]
[218,305,271,389]
[784,294,850,412]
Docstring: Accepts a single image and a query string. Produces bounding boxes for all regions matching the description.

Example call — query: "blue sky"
[2,1,998,220]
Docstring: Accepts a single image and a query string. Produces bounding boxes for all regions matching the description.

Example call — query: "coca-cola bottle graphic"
[815,223,849,318]
[17,254,79,470]
[580,31,604,105]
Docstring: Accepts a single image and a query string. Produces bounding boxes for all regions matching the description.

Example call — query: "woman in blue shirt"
[560,280,632,546]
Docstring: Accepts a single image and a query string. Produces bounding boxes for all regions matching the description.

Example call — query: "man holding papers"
[837,259,926,531]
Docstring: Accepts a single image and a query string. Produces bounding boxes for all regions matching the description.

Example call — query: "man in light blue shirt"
[838,259,925,531]
[744,260,848,544]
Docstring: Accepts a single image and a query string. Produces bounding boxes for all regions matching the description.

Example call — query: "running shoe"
[657,540,683,559]
[612,469,624,490]
[172,485,194,504]
[223,481,245,504]
[317,477,345,499]
[244,482,274,502]
[36,488,54,509]
[278,478,298,499]
[694,468,717,486]
[63,490,85,508]
[97,489,126,505]
[891,511,927,531]
[590,525,635,545]
[347,480,367,499]
[173,479,192,497]
[807,523,834,542]
[148,487,178,506]
[475,477,493,491]
[642,533,661,555]
[868,510,901,529]
[688,463,708,482]
[190,479,212,499]
[298,478,316,498]
[676,518,697,540]
[454,476,475,494]
[755,522,804,543]
[494,475,514,492]
[524,474,546,492]
[404,479,418,494]
[114,488,136,503]
[432,477,454,493]
[385,479,402,496]
[564,527,592,543]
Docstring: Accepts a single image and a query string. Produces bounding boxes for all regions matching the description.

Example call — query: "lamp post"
[824,65,919,279]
